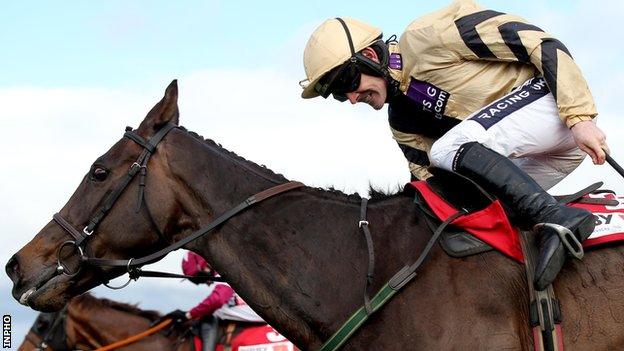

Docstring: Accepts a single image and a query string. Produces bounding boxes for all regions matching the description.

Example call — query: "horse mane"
[73,293,161,321]
[178,126,408,203]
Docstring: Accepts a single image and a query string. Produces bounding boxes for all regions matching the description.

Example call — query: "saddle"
[411,168,618,351]
[415,168,613,259]
[414,168,496,258]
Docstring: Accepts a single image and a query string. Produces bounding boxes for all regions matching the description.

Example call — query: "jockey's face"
[345,73,387,110]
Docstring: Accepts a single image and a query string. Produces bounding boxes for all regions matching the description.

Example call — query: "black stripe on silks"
[540,38,572,101]
[469,77,550,130]
[455,10,505,58]
[388,94,460,139]
[397,142,430,166]
[497,22,544,62]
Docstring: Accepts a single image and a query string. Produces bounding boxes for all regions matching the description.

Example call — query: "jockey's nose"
[346,92,358,104]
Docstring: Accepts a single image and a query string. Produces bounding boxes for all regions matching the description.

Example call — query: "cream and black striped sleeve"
[450,6,597,127]
[390,127,434,180]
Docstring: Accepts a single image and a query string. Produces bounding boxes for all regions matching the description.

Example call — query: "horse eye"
[90,167,108,182]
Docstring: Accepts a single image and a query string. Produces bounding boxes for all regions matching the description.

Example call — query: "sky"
[2,0,624,347]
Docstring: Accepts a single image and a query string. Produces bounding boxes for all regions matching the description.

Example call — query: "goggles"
[314,59,361,102]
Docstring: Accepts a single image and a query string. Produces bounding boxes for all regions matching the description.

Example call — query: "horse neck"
[20,331,42,350]
[163,130,420,348]
[66,300,174,350]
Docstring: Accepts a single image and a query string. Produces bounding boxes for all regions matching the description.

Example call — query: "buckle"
[83,226,94,236]
[298,78,310,89]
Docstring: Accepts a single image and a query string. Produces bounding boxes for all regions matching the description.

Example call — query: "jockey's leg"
[511,149,585,191]
[449,143,594,290]
[429,78,595,290]
[200,316,219,351]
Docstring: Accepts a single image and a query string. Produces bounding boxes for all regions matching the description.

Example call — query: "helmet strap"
[334,17,400,99]
[335,18,357,56]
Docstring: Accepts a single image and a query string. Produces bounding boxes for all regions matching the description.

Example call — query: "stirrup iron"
[534,223,584,260]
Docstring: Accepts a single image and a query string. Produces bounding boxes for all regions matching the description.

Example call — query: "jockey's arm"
[445,4,608,161]
[188,284,235,320]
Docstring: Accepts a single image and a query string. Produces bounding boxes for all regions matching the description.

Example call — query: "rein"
[45,122,461,350]
[81,181,304,270]
[49,122,304,289]
[93,318,173,351]
[318,206,466,351]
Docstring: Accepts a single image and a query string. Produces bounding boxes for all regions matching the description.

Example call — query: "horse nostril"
[5,255,21,283]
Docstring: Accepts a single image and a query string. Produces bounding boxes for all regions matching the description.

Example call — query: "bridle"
[48,122,303,289]
[27,307,70,351]
[51,123,177,286]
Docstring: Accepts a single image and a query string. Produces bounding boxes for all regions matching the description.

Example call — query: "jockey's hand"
[151,309,188,327]
[570,120,609,165]
[188,271,212,285]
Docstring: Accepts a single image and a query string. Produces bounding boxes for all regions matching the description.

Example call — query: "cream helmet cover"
[300,17,382,99]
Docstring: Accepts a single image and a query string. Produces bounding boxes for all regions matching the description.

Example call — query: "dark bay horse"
[7,81,624,350]
[20,293,193,351]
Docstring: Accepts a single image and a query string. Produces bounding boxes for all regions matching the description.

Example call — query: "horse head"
[6,80,184,311]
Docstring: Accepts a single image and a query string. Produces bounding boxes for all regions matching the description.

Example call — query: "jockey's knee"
[429,139,459,171]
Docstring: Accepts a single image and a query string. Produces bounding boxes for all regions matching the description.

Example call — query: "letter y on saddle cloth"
[410,168,617,351]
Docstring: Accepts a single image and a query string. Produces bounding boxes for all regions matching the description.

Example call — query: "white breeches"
[429,78,587,190]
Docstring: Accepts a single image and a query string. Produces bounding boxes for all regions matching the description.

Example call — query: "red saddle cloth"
[213,324,295,351]
[411,181,624,264]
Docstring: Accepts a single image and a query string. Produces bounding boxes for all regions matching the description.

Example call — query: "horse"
[7,80,624,350]
[19,293,193,351]
[20,292,293,351]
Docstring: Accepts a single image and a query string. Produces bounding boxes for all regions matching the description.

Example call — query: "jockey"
[299,0,609,290]
[181,251,236,321]
[166,251,264,351]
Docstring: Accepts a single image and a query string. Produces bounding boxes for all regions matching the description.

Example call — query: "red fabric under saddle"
[411,181,524,263]
[213,324,295,351]
[411,181,624,264]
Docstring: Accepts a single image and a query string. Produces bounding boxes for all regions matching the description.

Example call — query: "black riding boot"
[452,142,595,290]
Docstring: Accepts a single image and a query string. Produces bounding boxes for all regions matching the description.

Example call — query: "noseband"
[50,123,303,288]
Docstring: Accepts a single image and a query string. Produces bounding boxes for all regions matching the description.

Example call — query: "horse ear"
[138,80,180,135]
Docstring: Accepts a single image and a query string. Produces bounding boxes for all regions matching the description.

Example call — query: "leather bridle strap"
[53,213,86,242]
[319,209,466,351]
[83,123,177,236]
[358,198,375,315]
[83,181,305,269]
[127,269,227,282]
